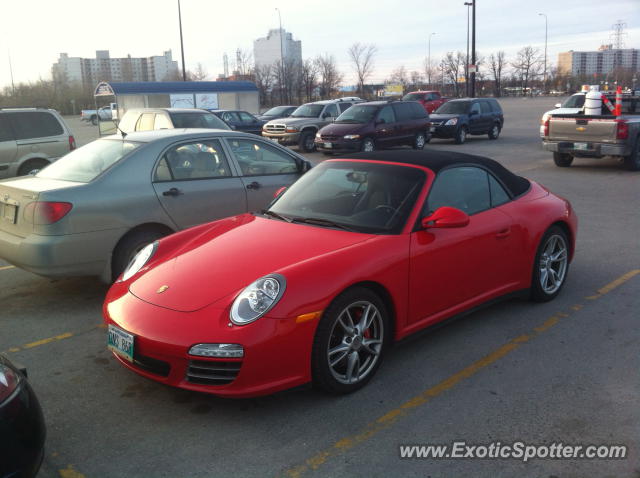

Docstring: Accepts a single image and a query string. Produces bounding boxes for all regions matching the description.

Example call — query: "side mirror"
[421,207,470,229]
[274,186,287,199]
[299,160,312,173]
[554,103,562,108]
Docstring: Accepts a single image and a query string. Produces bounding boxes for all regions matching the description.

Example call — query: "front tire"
[553,152,573,167]
[91,115,98,126]
[488,123,500,140]
[454,126,467,144]
[312,287,389,394]
[112,228,168,282]
[298,131,316,153]
[413,132,427,150]
[361,137,375,152]
[530,226,570,302]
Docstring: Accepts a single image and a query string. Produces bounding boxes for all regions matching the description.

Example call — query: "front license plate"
[324,142,332,148]
[107,324,134,362]
[574,142,588,151]
[269,137,279,143]
[2,204,16,224]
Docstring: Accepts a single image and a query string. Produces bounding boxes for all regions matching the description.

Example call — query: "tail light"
[542,116,550,137]
[616,119,628,140]
[24,201,73,225]
[69,135,76,151]
[0,362,20,403]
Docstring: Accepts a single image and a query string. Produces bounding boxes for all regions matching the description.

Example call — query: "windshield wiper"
[290,217,357,232]
[261,210,292,222]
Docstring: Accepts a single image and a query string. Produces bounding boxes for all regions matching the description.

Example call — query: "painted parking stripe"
[282,269,640,478]
[0,265,15,271]
[2,325,103,354]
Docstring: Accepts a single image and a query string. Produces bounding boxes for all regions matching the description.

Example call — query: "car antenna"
[112,119,127,139]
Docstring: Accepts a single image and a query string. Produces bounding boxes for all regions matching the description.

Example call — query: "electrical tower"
[223,53,229,78]
[610,20,627,49]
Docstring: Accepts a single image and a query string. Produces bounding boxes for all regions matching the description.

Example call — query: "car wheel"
[454,126,467,144]
[112,228,169,282]
[91,115,98,126]
[298,131,316,153]
[530,226,570,302]
[623,136,640,171]
[488,123,501,140]
[413,132,427,150]
[312,287,389,394]
[553,152,573,167]
[361,138,375,152]
[17,159,48,176]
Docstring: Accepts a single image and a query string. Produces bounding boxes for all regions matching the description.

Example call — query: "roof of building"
[94,81,258,96]
[338,150,531,197]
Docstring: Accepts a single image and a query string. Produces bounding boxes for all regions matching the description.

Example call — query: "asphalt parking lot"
[1,97,639,478]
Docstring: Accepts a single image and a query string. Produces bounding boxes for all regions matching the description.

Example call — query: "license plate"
[107,324,134,362]
[429,126,436,132]
[324,142,332,149]
[269,137,279,143]
[2,204,16,224]
[574,142,588,151]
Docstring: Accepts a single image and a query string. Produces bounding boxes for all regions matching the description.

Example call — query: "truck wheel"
[298,131,316,153]
[454,126,467,144]
[553,152,573,167]
[91,115,98,126]
[622,136,640,171]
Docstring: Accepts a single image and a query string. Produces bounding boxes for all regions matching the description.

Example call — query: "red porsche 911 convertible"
[104,150,577,397]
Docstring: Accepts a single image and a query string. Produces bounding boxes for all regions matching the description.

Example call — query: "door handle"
[496,228,511,239]
[162,188,182,197]
[246,181,260,190]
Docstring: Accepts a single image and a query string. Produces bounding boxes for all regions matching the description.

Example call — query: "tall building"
[253,29,302,67]
[52,50,179,88]
[557,46,639,76]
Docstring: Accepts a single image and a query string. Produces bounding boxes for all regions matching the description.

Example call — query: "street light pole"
[539,13,548,93]
[8,50,15,95]
[177,0,187,81]
[470,0,476,97]
[428,32,436,88]
[275,8,284,103]
[464,2,472,96]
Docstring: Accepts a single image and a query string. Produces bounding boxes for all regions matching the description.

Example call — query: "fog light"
[189,344,244,358]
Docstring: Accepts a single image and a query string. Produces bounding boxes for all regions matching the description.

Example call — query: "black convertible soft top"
[340,150,531,198]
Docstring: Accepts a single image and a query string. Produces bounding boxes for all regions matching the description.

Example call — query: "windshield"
[37,139,141,183]
[402,93,425,101]
[269,161,426,234]
[435,101,470,114]
[291,104,325,118]
[263,106,291,116]
[169,112,230,129]
[561,94,585,108]
[335,105,377,123]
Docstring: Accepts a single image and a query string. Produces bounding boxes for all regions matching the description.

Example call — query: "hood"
[268,117,317,127]
[129,214,372,312]
[319,123,368,135]
[429,113,462,121]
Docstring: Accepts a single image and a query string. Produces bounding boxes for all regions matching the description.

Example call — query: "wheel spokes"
[345,351,360,383]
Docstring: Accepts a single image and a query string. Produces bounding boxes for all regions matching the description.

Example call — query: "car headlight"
[285,127,299,133]
[230,274,286,325]
[120,241,158,282]
[0,362,20,403]
[445,118,458,126]
[344,134,360,140]
[315,132,321,139]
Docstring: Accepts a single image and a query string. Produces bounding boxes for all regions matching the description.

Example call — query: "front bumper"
[261,131,301,146]
[542,141,629,157]
[104,290,318,398]
[315,138,362,153]
[432,124,458,138]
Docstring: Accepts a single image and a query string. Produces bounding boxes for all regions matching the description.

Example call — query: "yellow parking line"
[0,265,15,271]
[283,269,640,478]
[3,326,100,354]
[58,464,87,478]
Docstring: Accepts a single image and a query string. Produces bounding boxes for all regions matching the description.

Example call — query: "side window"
[480,101,492,114]
[155,140,231,181]
[9,112,63,140]
[488,174,510,207]
[227,138,298,176]
[136,113,155,131]
[338,102,352,113]
[432,92,441,100]
[425,167,491,216]
[377,106,396,124]
[323,104,339,118]
[238,112,256,124]
[221,112,238,124]
[0,115,14,142]
[490,100,502,113]
[411,103,427,119]
[392,103,412,121]
[154,114,172,130]
[470,102,482,115]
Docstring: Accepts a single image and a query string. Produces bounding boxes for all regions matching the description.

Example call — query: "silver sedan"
[0,129,310,281]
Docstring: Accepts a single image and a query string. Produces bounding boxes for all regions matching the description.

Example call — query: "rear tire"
[553,152,573,167]
[623,136,640,171]
[18,159,48,176]
[91,115,98,126]
[530,226,570,302]
[454,126,467,144]
[298,131,316,153]
[112,228,169,282]
[488,123,500,140]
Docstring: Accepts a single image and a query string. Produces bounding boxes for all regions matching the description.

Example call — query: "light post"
[177,0,186,81]
[538,13,548,93]
[470,0,476,97]
[275,8,284,102]
[428,32,436,88]
[464,2,472,96]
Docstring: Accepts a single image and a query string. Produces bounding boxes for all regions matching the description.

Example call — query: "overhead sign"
[195,93,219,109]
[384,84,403,96]
[94,82,115,97]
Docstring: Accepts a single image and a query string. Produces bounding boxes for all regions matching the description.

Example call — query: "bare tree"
[409,70,423,89]
[488,51,506,97]
[189,63,209,81]
[315,54,343,99]
[443,52,465,97]
[300,59,319,102]
[235,49,253,76]
[423,58,438,89]
[347,42,377,97]
[389,65,410,91]
[511,46,543,96]
[253,63,274,107]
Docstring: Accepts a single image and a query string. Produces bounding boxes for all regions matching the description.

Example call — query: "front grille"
[186,360,242,385]
[133,353,171,377]
[265,124,286,133]
[320,134,340,141]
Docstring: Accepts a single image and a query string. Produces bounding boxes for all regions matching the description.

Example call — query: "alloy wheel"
[538,234,568,294]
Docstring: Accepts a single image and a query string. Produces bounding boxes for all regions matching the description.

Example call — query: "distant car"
[256,106,297,122]
[402,91,447,113]
[315,101,431,153]
[208,110,266,135]
[81,103,118,125]
[103,150,577,398]
[117,108,230,133]
[0,354,46,478]
[0,129,310,282]
[0,108,76,178]
[430,98,504,144]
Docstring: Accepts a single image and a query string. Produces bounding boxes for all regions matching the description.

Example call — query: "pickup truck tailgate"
[549,116,618,143]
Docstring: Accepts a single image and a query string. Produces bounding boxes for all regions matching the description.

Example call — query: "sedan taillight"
[24,201,73,225]
[69,135,76,151]
[0,363,20,403]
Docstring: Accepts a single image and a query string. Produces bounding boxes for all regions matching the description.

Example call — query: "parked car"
[81,103,118,125]
[117,108,230,133]
[430,98,504,144]
[315,101,431,153]
[0,108,76,178]
[0,354,46,478]
[256,106,297,122]
[262,99,359,152]
[104,150,577,398]
[0,129,310,282]
[208,110,266,135]
[402,90,447,113]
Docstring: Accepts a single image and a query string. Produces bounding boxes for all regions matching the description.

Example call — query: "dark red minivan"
[315,101,431,154]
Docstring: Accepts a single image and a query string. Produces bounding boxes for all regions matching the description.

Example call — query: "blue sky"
[1,0,638,88]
